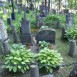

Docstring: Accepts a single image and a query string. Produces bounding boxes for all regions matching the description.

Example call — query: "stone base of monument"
[20,34,32,45]
[3,41,10,55]
[30,65,39,77]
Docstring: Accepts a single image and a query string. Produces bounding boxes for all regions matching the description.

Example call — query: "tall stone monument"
[0,18,10,55]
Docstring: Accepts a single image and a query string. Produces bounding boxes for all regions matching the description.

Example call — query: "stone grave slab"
[35,29,56,44]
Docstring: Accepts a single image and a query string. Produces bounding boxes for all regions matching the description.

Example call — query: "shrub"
[3,44,32,73]
[38,41,51,49]
[35,48,63,73]
[65,26,77,40]
[44,15,60,26]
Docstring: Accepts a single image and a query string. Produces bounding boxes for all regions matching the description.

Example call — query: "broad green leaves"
[36,47,63,73]
[3,44,32,73]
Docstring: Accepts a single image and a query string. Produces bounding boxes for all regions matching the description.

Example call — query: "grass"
[0,9,77,77]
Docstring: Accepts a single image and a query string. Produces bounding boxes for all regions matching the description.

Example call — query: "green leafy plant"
[38,41,51,49]
[3,44,32,73]
[30,19,37,29]
[35,48,63,73]
[65,26,77,40]
[44,15,60,26]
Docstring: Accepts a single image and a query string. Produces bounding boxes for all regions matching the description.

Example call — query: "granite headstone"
[35,29,56,44]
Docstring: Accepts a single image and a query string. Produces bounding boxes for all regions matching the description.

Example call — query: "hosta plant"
[35,47,63,73]
[3,44,32,73]
[38,41,52,49]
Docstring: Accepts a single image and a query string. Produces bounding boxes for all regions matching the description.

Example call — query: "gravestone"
[20,18,31,35]
[8,0,11,3]
[10,23,19,43]
[52,9,56,14]
[17,4,22,14]
[30,65,39,77]
[36,15,45,28]
[25,7,29,13]
[35,29,55,44]
[40,2,48,16]
[64,9,69,14]
[20,12,32,45]
[0,18,10,55]
[0,1,5,7]
[3,8,8,15]
[7,18,19,43]
[69,40,76,57]
[29,3,34,10]
[66,13,74,27]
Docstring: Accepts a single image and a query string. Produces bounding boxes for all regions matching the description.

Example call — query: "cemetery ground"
[0,10,77,77]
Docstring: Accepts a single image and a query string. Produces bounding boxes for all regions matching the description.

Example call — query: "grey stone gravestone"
[25,7,29,13]
[0,18,10,55]
[30,65,39,77]
[20,18,31,35]
[40,2,48,16]
[64,9,69,14]
[17,4,22,14]
[52,9,56,14]
[20,13,32,45]
[35,29,56,44]
[69,40,76,57]
[8,0,11,3]
[36,15,45,28]
[0,1,5,7]
[3,8,8,15]
[66,13,74,27]
[29,3,34,10]
[10,23,19,43]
